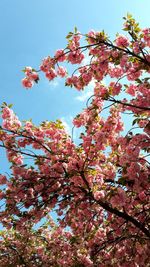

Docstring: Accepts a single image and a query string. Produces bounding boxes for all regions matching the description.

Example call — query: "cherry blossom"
[0,14,150,266]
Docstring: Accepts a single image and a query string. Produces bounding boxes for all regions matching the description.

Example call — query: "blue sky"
[0,0,149,230]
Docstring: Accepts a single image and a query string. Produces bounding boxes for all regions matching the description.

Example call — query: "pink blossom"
[13,155,23,165]
[0,175,7,185]
[82,72,92,84]
[40,57,54,72]
[45,69,57,80]
[138,191,147,201]
[115,35,129,47]
[2,107,13,119]
[57,66,67,77]
[132,41,141,54]
[55,49,66,62]
[88,30,96,44]
[0,191,4,199]
[142,28,150,46]
[67,51,84,64]
[126,84,137,96]
[2,120,12,130]
[138,120,148,128]
[109,66,123,78]
[24,66,32,75]
[22,77,33,88]
[109,82,122,96]
[94,190,105,200]
[29,72,39,81]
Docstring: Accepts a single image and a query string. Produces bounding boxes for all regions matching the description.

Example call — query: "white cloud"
[75,80,95,102]
[81,51,91,66]
[60,116,82,143]
[50,79,59,88]
[61,116,73,136]
[43,77,60,90]
[76,90,93,102]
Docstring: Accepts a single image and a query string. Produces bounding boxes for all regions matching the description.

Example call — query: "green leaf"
[123,28,129,31]
[118,177,126,186]
[135,78,142,84]
[66,32,73,39]
[8,103,13,108]
[132,118,138,126]
[127,12,133,19]
[74,26,78,33]
[1,102,8,108]
[70,236,79,244]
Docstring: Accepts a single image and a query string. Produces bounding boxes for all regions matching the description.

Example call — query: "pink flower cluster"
[115,35,130,47]
[2,106,21,130]
[1,15,150,266]
[142,28,150,46]
[22,67,39,88]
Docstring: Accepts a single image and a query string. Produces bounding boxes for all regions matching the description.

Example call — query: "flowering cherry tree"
[0,14,150,266]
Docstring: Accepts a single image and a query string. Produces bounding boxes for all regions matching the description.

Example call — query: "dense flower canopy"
[0,14,150,266]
